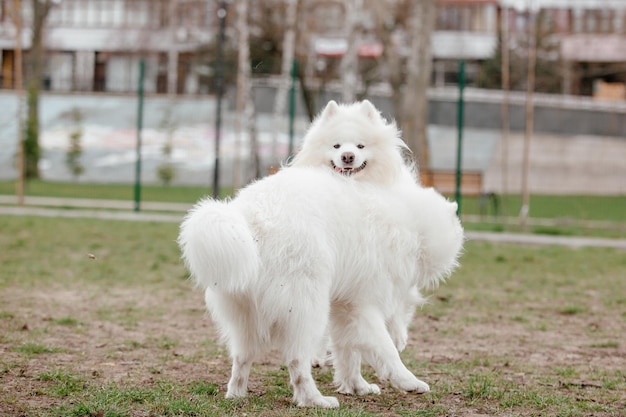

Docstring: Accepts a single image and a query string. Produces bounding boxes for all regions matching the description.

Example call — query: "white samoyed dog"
[178,100,464,408]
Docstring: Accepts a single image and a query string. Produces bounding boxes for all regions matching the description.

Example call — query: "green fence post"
[455,59,465,215]
[134,59,145,212]
[288,58,299,158]
[213,0,227,199]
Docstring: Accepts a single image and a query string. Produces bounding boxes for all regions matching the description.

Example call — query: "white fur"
[178,100,464,408]
[289,100,412,185]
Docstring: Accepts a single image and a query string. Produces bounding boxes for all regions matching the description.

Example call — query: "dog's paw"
[336,378,381,396]
[296,395,339,408]
[391,374,430,393]
[343,382,381,396]
[225,389,247,399]
[225,381,248,398]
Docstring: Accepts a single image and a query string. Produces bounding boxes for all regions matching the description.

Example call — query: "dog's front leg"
[226,355,253,398]
[287,358,339,408]
[331,347,381,395]
[333,306,430,393]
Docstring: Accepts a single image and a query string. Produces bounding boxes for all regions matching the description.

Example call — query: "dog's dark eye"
[357,144,365,149]
[333,144,340,149]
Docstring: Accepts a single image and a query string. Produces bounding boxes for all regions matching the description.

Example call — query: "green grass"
[1,180,625,239]
[52,317,81,326]
[52,379,221,417]
[457,193,626,223]
[456,193,626,238]
[0,179,224,203]
[37,369,87,397]
[0,215,182,288]
[13,342,64,356]
[1,215,625,416]
[1,180,624,222]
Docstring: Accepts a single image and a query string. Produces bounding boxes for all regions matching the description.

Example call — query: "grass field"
[1,215,625,416]
[0,180,216,203]
[1,180,625,238]
[1,180,625,221]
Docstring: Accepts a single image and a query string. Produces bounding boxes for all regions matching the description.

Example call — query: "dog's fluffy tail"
[178,198,259,293]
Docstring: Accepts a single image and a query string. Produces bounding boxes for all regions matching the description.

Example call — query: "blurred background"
[0,0,624,201]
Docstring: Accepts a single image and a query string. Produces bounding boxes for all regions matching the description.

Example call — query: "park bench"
[420,170,499,216]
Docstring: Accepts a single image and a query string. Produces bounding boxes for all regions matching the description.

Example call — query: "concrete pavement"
[464,230,626,250]
[0,205,182,223]
[0,195,192,212]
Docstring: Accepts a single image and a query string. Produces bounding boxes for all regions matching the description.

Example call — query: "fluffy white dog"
[178,100,464,408]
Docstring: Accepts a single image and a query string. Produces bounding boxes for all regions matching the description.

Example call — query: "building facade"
[500,0,626,95]
[0,0,624,96]
[0,0,217,94]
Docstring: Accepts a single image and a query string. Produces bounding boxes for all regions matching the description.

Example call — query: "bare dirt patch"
[1,237,626,416]
[2,278,625,416]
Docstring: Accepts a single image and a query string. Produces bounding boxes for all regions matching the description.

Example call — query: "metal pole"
[134,59,145,212]
[454,59,465,215]
[213,1,227,199]
[287,58,298,158]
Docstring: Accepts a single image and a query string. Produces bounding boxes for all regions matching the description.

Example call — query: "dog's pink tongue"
[334,166,342,173]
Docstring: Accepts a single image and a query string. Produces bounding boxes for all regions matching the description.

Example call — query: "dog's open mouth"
[331,161,367,176]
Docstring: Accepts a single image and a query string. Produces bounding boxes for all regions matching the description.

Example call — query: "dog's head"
[324,102,372,177]
[290,100,411,185]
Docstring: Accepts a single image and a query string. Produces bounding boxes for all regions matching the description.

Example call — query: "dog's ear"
[321,100,339,120]
[360,100,379,121]
[449,201,459,214]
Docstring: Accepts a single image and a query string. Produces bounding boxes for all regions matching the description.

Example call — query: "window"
[175,0,212,28]
[579,9,615,34]
[311,2,344,33]
[437,5,495,32]
[47,0,170,28]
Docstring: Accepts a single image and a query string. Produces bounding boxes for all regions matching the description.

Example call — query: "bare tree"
[234,0,260,186]
[520,8,538,228]
[234,0,249,188]
[271,0,299,167]
[340,0,361,102]
[401,0,435,172]
[370,0,435,171]
[7,0,26,203]
[24,0,57,179]
[371,1,406,123]
[247,0,316,122]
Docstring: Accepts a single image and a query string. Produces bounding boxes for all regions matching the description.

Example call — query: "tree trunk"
[24,0,54,179]
[9,0,25,203]
[340,0,361,103]
[234,0,249,187]
[402,0,435,172]
[520,11,537,229]
[296,63,315,122]
[271,0,299,167]
[371,1,406,127]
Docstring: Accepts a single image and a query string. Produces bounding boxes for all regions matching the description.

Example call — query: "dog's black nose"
[341,152,355,164]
